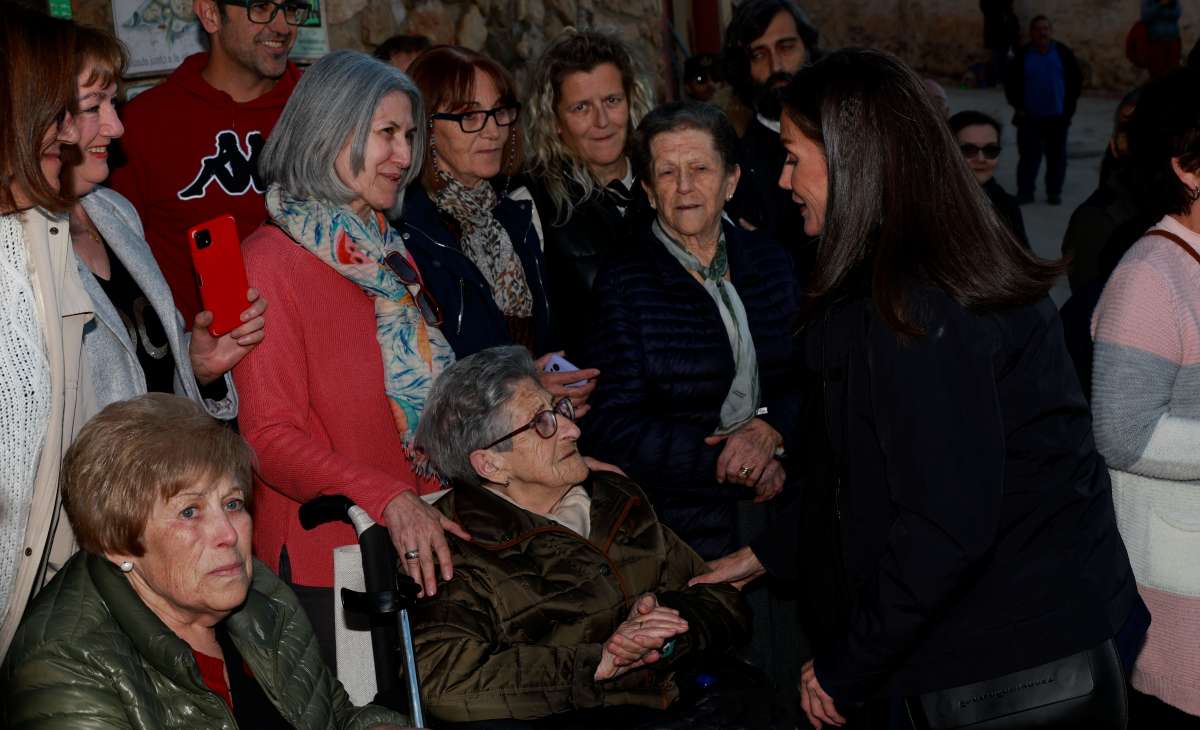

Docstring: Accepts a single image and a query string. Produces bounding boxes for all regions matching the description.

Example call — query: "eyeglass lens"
[959,143,1002,160]
[459,106,519,133]
[533,399,575,438]
[247,0,311,25]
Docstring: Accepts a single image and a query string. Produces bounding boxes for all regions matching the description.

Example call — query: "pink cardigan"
[234,224,435,587]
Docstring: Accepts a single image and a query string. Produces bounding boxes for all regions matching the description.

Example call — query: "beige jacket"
[0,209,95,661]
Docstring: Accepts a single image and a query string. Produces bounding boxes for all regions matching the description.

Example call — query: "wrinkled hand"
[688,545,765,591]
[799,660,845,729]
[703,418,782,489]
[583,456,627,478]
[595,594,688,681]
[752,459,786,503]
[534,352,599,418]
[190,288,267,385]
[382,491,472,598]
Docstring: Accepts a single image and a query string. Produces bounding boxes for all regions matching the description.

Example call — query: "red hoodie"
[109,53,301,324]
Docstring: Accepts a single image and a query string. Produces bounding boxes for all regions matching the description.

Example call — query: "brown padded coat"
[411,471,750,723]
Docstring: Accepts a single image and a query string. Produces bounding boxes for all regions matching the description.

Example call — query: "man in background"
[1005,15,1083,206]
[722,0,820,241]
[373,33,431,72]
[109,0,305,322]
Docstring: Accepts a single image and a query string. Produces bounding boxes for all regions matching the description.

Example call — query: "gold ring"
[738,464,752,478]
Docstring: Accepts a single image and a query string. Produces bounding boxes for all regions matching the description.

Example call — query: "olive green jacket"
[411,471,750,723]
[0,552,407,729]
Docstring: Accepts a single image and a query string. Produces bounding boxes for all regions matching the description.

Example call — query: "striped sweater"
[1092,214,1200,716]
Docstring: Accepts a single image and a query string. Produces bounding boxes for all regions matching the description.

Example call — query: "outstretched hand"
[800,660,845,729]
[595,594,688,681]
[688,545,765,591]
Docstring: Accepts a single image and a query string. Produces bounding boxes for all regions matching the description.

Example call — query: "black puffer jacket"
[580,221,803,559]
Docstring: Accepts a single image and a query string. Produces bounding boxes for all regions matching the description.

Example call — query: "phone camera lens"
[195,230,212,249]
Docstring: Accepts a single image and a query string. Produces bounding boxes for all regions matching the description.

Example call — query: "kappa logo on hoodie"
[177,129,267,200]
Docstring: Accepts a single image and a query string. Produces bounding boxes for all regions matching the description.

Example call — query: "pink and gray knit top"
[1092,214,1200,715]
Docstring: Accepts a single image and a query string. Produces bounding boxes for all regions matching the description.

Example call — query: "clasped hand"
[704,417,785,502]
[594,594,688,681]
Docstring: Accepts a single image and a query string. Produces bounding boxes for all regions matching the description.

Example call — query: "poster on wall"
[112,0,330,78]
[112,0,205,77]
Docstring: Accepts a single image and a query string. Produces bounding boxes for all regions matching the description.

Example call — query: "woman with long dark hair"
[695,49,1144,729]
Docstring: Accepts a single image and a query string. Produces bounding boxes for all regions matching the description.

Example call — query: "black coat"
[982,177,1030,250]
[726,116,811,253]
[579,220,803,560]
[397,184,556,359]
[523,174,653,361]
[1004,41,1084,122]
[752,288,1138,702]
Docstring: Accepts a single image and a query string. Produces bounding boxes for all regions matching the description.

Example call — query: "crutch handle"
[298,495,355,530]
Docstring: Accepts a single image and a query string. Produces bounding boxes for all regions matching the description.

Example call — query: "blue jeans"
[1016,115,1069,199]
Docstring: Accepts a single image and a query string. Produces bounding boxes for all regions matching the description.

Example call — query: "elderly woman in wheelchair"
[411,346,752,727]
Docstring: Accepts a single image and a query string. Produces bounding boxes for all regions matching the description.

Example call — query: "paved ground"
[945,86,1120,305]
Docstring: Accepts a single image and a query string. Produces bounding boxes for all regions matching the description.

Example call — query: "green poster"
[48,0,72,18]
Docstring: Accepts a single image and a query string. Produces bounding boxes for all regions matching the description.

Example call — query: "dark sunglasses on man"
[483,397,575,450]
[959,143,1002,160]
[384,250,443,327]
[431,104,522,134]
[222,0,313,26]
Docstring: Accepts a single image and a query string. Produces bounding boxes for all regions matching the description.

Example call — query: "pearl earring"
[119,561,134,573]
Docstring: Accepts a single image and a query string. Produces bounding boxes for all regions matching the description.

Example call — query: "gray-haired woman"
[409,345,751,726]
[232,50,469,672]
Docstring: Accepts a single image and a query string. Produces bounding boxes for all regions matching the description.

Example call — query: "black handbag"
[905,639,1127,729]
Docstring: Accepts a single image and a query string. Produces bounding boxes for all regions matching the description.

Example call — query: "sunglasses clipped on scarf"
[384,250,443,327]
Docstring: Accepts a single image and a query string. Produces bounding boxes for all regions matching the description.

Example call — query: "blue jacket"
[579,220,803,559]
[396,184,555,359]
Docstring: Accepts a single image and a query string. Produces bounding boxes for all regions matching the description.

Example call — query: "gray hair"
[258,50,426,212]
[414,346,541,488]
[633,101,739,182]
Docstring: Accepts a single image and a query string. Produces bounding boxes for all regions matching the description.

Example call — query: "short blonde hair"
[62,394,255,557]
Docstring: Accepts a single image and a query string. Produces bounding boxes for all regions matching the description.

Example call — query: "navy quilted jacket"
[580,220,804,559]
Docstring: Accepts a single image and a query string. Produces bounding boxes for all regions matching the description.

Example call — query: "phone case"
[544,354,587,388]
[187,214,249,337]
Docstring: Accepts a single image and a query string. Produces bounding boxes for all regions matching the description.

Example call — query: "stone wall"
[72,0,665,95]
[802,0,1200,92]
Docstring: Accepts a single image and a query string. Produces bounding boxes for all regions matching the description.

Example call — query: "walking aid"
[299,495,425,727]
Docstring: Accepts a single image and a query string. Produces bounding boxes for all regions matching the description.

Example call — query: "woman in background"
[522,29,654,360]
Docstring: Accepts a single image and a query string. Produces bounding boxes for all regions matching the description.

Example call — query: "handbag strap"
[1148,228,1200,267]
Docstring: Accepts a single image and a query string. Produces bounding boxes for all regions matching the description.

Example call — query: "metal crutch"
[299,495,424,727]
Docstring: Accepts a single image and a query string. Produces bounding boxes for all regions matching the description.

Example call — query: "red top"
[233,224,438,587]
[192,651,233,710]
[108,53,301,323]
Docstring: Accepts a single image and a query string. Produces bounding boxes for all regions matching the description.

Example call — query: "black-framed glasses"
[431,104,522,133]
[483,397,575,450]
[384,251,443,327]
[223,0,313,25]
[959,143,1002,160]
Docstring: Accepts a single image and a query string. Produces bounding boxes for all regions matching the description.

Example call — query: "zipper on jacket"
[457,279,465,335]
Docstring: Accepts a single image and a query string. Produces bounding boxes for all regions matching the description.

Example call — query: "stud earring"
[119,561,134,573]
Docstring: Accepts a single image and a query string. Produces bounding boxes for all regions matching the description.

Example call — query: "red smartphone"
[187,214,249,337]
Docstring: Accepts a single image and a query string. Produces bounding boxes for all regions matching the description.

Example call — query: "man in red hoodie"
[109,0,305,322]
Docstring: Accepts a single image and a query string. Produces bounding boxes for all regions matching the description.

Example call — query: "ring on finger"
[738,464,753,478]
[404,548,420,560]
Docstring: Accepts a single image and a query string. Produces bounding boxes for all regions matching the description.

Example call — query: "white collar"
[756,114,781,135]
[485,484,592,538]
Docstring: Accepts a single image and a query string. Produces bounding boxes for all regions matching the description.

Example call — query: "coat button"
[24,547,32,556]
[402,232,410,239]
[599,564,611,576]
[49,227,59,235]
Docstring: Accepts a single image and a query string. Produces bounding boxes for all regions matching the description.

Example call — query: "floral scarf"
[432,176,533,317]
[266,185,455,445]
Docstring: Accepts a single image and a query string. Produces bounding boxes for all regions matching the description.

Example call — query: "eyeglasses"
[483,397,575,450]
[223,0,313,26]
[959,143,1002,160]
[384,251,443,327]
[431,104,522,134]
